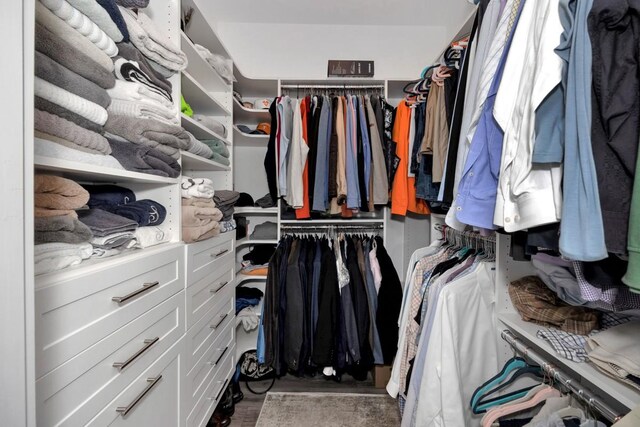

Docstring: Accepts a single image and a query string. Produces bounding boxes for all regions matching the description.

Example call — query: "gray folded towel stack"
[77,208,138,237]
[35,215,93,244]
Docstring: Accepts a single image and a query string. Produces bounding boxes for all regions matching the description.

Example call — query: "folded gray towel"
[201,139,230,158]
[186,132,214,158]
[217,204,235,222]
[35,215,93,244]
[35,110,111,155]
[35,96,104,134]
[104,114,191,159]
[116,42,172,97]
[35,22,115,89]
[77,208,138,237]
[108,137,181,178]
[115,0,149,8]
[35,51,111,108]
[210,152,230,166]
[213,190,241,207]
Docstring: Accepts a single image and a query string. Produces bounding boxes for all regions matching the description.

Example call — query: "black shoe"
[231,381,244,404]
[219,387,235,417]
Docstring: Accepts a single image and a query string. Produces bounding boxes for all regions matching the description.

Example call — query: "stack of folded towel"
[34,175,94,274]
[185,131,214,159]
[213,190,241,222]
[181,177,223,243]
[193,114,227,137]
[202,138,231,166]
[77,208,138,258]
[193,44,234,84]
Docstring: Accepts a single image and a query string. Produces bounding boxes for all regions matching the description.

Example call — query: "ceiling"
[207,0,473,26]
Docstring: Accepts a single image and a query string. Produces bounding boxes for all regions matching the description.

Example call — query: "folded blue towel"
[103,199,167,226]
[77,208,138,237]
[84,185,136,209]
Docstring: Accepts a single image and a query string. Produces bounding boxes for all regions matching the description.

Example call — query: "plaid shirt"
[573,261,640,312]
[509,276,600,335]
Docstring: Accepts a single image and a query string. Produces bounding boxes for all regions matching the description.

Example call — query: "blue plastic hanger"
[470,357,528,409]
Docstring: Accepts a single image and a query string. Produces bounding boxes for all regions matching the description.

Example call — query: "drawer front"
[186,260,233,329]
[35,245,184,377]
[186,283,234,373]
[36,292,184,427]
[185,235,234,287]
[87,338,185,427]
[187,343,236,427]
[187,317,235,410]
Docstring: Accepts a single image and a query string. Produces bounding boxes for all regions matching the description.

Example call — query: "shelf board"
[279,218,384,224]
[181,71,231,117]
[236,273,268,285]
[234,207,278,215]
[233,97,271,125]
[233,125,269,147]
[180,31,230,93]
[35,153,179,184]
[234,69,278,98]
[180,113,230,145]
[499,312,640,410]
[180,150,230,171]
[236,237,278,247]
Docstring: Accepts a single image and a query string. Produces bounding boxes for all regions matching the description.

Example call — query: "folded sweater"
[34,110,111,155]
[35,96,103,134]
[35,174,89,210]
[35,2,114,72]
[40,0,118,57]
[77,208,138,237]
[35,22,115,89]
[108,137,181,178]
[35,77,108,126]
[63,0,125,42]
[181,177,215,199]
[35,215,93,244]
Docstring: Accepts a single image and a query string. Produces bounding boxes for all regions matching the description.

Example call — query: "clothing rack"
[280,223,383,237]
[280,84,385,89]
[501,330,624,423]
[434,223,496,254]
[280,84,385,97]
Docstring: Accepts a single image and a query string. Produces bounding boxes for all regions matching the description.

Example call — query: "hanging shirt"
[278,97,294,198]
[358,96,372,203]
[312,96,332,212]
[408,104,417,178]
[295,98,311,218]
[346,95,361,210]
[285,98,309,208]
[335,97,348,208]
[366,96,389,205]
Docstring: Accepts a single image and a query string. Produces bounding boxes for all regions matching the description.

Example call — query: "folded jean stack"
[214,190,240,234]
[34,175,93,275]
[180,96,231,165]
[181,177,223,243]
[239,245,276,277]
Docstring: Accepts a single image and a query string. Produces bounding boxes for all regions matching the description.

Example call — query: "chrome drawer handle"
[113,337,159,371]
[210,281,229,294]
[116,375,162,417]
[211,346,229,367]
[210,249,229,258]
[213,379,229,402]
[209,313,228,330]
[112,281,159,304]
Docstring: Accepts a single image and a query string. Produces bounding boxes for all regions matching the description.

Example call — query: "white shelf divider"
[233,125,269,147]
[181,71,231,117]
[180,150,230,171]
[234,207,278,215]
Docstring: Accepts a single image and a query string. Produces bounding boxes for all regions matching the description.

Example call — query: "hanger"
[473,365,546,413]
[481,386,563,427]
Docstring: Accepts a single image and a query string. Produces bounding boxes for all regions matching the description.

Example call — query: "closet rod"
[280,84,385,89]
[280,224,383,233]
[501,330,624,423]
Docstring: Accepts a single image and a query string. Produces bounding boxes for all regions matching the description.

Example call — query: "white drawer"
[185,234,234,287]
[35,245,184,377]
[186,317,235,412]
[36,291,184,427]
[186,283,234,373]
[186,260,234,329]
[87,337,185,427]
[187,343,235,427]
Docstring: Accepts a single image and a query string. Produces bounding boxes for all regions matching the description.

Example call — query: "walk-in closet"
[4,0,640,426]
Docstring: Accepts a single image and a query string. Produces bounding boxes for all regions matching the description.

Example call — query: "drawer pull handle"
[210,249,229,258]
[112,281,159,304]
[209,313,228,330]
[210,281,229,294]
[214,378,229,402]
[213,346,229,367]
[116,375,162,417]
[113,337,159,371]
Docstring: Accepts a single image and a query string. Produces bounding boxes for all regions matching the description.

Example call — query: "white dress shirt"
[284,99,309,208]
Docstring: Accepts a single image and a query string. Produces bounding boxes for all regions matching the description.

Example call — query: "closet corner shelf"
[232,97,271,124]
[180,150,230,171]
[279,218,384,224]
[180,114,231,146]
[180,31,230,93]
[236,237,279,247]
[498,312,640,410]
[236,273,268,285]
[181,71,231,117]
[34,154,179,185]
[234,207,278,215]
[232,125,269,146]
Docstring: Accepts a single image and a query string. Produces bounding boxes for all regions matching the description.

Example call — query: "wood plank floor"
[229,373,387,427]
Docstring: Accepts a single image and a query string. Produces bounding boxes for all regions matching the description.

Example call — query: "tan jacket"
[420,84,450,183]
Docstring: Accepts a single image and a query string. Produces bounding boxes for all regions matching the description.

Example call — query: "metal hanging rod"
[433,223,496,246]
[501,330,624,423]
[280,223,383,234]
[280,84,385,89]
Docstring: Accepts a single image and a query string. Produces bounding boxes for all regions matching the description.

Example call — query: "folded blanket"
[182,205,223,227]
[181,177,215,199]
[91,231,137,249]
[108,79,173,110]
[35,23,115,89]
[181,197,216,208]
[35,215,93,244]
[186,132,214,158]
[210,152,230,166]
[116,0,149,8]
[35,96,103,134]
[193,114,227,137]
[116,42,173,96]
[104,114,190,159]
[92,246,126,258]
[40,0,118,57]
[35,3,114,72]
[108,137,181,178]
[35,77,108,125]
[213,190,240,207]
[108,98,178,126]
[183,222,220,243]
[83,184,135,208]
[219,219,236,233]
[35,51,111,108]
[35,137,125,170]
[96,0,129,41]
[35,206,78,219]
[113,58,173,103]
[78,208,138,237]
[34,242,93,275]
[35,174,89,210]
[201,139,230,158]
[119,7,187,72]
[133,226,171,249]
[35,110,111,155]
[103,199,167,226]
[59,0,126,42]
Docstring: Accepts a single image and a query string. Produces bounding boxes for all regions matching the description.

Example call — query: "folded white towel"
[194,44,235,84]
[92,247,126,258]
[65,0,124,42]
[34,242,92,275]
[133,226,172,249]
[35,77,108,125]
[107,80,174,109]
[119,6,187,72]
[108,99,179,126]
[40,0,118,56]
[91,232,138,249]
[181,176,215,199]
[35,137,125,170]
[587,320,640,379]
